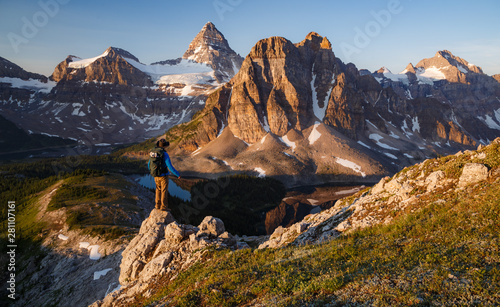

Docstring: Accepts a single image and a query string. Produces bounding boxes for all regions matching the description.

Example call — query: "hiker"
[148,139,180,211]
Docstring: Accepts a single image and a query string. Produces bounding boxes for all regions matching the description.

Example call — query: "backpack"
[149,147,167,177]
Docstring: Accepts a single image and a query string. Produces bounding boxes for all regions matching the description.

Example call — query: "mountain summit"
[412,50,483,83]
[183,22,243,82]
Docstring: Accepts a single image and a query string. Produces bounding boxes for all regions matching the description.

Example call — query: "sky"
[1,0,499,76]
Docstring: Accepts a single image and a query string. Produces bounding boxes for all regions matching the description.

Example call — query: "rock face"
[458,163,489,187]
[0,22,242,144]
[167,33,500,185]
[119,210,176,284]
[258,138,500,249]
[183,22,243,83]
[95,210,239,306]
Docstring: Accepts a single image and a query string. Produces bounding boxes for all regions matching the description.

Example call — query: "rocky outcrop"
[94,210,240,306]
[458,163,489,187]
[258,138,500,249]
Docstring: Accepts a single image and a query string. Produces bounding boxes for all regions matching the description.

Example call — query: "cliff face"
[166,33,500,185]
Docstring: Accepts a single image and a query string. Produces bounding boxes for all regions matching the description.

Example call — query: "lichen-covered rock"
[425,170,445,191]
[119,209,175,285]
[99,211,241,307]
[458,163,489,187]
[198,216,225,237]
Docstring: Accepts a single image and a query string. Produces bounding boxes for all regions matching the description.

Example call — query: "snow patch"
[88,245,101,260]
[368,134,398,150]
[389,131,400,139]
[384,152,398,159]
[477,113,500,130]
[381,67,409,84]
[280,135,296,150]
[403,153,414,159]
[308,124,322,145]
[357,141,372,149]
[458,65,468,74]
[418,66,446,80]
[192,147,203,156]
[0,77,56,93]
[254,167,266,178]
[68,50,110,68]
[411,117,420,133]
[93,268,112,281]
[335,157,366,177]
[58,234,69,241]
[261,116,270,133]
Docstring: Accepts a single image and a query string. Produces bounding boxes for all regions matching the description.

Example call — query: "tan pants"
[154,176,169,210]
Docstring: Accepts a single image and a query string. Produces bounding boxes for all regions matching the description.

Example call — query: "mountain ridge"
[158,32,500,186]
[0,22,243,145]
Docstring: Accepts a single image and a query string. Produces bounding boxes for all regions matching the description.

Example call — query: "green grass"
[142,174,500,306]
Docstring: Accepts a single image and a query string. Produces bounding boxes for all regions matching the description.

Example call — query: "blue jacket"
[148,150,180,178]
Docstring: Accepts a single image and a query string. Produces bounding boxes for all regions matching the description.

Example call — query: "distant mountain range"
[0,22,242,146]
[1,23,500,185]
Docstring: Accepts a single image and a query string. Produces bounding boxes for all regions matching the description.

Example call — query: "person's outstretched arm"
[164,153,180,178]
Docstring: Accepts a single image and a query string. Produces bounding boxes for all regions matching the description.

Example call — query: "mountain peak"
[105,46,140,62]
[296,32,332,52]
[402,63,416,74]
[183,22,230,60]
[417,50,483,75]
[182,22,243,82]
[202,21,216,31]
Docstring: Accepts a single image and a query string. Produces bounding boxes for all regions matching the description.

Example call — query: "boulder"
[119,210,175,285]
[198,216,225,237]
[425,170,445,191]
[458,163,489,187]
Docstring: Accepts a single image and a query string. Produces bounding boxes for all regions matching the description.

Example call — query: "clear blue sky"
[1,0,499,76]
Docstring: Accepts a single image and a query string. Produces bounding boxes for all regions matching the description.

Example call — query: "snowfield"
[0,77,56,93]
[335,157,366,177]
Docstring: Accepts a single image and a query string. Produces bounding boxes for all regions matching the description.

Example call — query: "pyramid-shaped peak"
[182,22,243,83]
[184,22,230,55]
[402,63,416,74]
[376,67,391,74]
[202,21,217,31]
